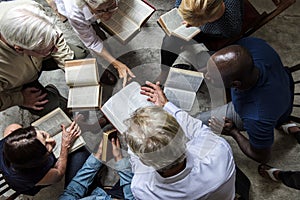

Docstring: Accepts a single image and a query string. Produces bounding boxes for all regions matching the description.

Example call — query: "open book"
[31,108,86,158]
[99,0,156,44]
[65,58,103,110]
[101,129,118,162]
[164,67,204,111]
[101,81,153,133]
[158,8,200,41]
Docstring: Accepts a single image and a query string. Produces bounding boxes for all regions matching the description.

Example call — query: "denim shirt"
[59,154,134,200]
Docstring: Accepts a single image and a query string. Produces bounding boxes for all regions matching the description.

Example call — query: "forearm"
[54,144,69,180]
[230,129,271,163]
[97,47,118,67]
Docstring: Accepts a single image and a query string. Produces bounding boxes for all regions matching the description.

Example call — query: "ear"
[231,80,241,89]
[13,45,24,54]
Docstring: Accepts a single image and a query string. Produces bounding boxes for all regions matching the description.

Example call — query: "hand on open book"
[140,81,168,107]
[61,121,81,149]
[113,60,135,87]
[112,138,122,162]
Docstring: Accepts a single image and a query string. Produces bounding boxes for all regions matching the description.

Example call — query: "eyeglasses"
[32,32,59,56]
[95,0,119,14]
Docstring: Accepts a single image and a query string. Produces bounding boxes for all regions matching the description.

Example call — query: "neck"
[158,158,186,178]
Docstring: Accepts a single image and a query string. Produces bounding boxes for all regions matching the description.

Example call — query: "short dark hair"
[3,126,49,169]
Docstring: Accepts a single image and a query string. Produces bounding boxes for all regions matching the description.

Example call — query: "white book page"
[165,68,204,92]
[173,25,200,41]
[102,82,153,133]
[65,63,99,86]
[31,108,86,158]
[159,8,182,33]
[164,87,196,111]
[67,85,100,108]
[118,0,154,26]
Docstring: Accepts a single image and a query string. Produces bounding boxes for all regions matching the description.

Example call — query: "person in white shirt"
[124,81,236,199]
[56,0,135,87]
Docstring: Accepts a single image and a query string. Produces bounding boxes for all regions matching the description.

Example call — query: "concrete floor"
[0,0,299,199]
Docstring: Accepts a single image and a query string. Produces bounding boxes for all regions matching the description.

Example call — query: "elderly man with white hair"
[124,81,236,200]
[56,0,135,87]
[0,0,87,116]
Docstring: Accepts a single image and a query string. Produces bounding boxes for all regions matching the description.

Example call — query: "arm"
[68,18,135,87]
[37,122,81,185]
[112,138,135,200]
[140,81,210,139]
[209,117,271,163]
[50,30,74,69]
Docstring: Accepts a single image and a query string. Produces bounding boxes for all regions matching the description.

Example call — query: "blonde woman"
[56,0,135,87]
[161,0,243,67]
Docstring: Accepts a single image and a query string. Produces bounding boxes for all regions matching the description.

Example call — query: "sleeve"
[175,0,182,8]
[68,17,104,54]
[50,29,74,69]
[115,158,135,200]
[163,102,210,140]
[59,154,105,200]
[0,82,24,110]
[244,119,274,149]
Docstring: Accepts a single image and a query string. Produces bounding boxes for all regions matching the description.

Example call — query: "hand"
[182,20,191,28]
[140,81,168,107]
[61,121,81,149]
[112,137,122,162]
[209,117,237,136]
[113,60,135,87]
[94,139,103,160]
[21,87,48,110]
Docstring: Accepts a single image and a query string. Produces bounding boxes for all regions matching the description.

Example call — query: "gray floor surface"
[0,0,299,199]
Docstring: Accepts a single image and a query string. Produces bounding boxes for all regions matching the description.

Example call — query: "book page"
[65,62,99,87]
[118,0,155,26]
[101,82,153,133]
[165,68,204,92]
[67,85,100,109]
[173,25,201,41]
[31,108,86,158]
[159,8,182,33]
[100,10,139,41]
[164,87,196,111]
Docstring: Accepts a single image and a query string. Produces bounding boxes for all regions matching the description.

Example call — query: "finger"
[28,87,41,93]
[128,69,136,78]
[61,124,66,133]
[32,105,44,110]
[122,75,127,88]
[140,90,153,97]
[35,99,48,106]
[141,86,153,93]
[116,138,120,148]
[111,138,116,148]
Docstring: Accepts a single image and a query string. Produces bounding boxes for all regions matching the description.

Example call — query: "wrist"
[230,128,239,139]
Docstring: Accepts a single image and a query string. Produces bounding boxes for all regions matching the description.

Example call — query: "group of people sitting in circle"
[0,0,299,199]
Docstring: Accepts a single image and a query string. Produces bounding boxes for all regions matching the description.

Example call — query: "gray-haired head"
[125,106,188,170]
[0,0,57,50]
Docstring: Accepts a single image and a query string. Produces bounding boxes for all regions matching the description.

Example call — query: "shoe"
[258,164,280,182]
[280,123,298,134]
[100,69,117,85]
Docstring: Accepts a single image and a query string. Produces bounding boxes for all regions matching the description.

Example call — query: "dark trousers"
[278,171,300,190]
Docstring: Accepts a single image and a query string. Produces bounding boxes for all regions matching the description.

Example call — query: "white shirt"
[56,0,104,53]
[129,102,236,200]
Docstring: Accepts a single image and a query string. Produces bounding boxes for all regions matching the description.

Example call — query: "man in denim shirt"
[59,138,134,200]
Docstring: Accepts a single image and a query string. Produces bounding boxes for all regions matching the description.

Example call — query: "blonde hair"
[179,0,223,26]
[125,106,188,170]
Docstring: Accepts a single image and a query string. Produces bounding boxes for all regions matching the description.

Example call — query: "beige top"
[0,0,74,111]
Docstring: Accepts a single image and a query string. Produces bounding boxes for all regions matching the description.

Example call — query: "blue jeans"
[59,154,134,200]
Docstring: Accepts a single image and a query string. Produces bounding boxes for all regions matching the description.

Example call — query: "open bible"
[158,8,200,41]
[101,81,153,133]
[65,58,103,110]
[99,0,156,44]
[31,108,86,158]
[101,129,118,162]
[164,67,204,111]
